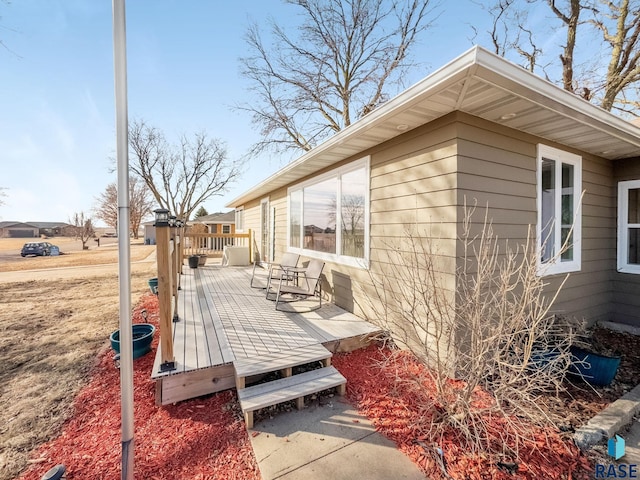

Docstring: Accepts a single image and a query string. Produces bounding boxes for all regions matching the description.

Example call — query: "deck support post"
[244,411,254,429]
[156,219,175,371]
[171,225,179,320]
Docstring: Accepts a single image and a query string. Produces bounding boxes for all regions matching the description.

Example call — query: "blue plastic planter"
[148,277,158,294]
[569,345,621,386]
[110,324,156,359]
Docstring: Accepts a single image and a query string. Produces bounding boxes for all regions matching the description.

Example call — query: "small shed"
[143,221,156,245]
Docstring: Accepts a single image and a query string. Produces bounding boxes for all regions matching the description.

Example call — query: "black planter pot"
[188,255,199,268]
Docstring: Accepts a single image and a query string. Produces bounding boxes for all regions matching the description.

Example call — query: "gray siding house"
[227,47,640,329]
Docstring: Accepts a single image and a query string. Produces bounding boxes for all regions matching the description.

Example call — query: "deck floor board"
[151,265,381,380]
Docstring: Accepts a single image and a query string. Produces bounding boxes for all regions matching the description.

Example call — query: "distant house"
[0,221,72,238]
[188,211,237,251]
[143,211,237,247]
[227,46,640,331]
[190,211,236,235]
[0,221,40,238]
[28,221,72,237]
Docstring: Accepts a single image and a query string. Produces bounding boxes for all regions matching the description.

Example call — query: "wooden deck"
[151,265,381,405]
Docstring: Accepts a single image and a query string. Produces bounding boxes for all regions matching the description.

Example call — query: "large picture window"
[288,158,369,267]
[618,180,640,274]
[537,144,582,275]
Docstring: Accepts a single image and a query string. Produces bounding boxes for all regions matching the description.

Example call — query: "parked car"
[21,241,56,257]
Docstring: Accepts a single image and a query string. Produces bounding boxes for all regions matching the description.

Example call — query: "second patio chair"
[270,259,325,312]
[250,251,300,290]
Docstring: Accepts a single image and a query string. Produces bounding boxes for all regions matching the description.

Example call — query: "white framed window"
[536,144,582,275]
[287,157,369,268]
[222,224,231,234]
[234,208,244,232]
[617,180,640,274]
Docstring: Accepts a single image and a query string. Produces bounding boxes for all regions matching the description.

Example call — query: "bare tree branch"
[94,178,154,239]
[238,0,438,156]
[591,0,640,110]
[68,212,95,249]
[128,120,241,220]
[482,0,640,113]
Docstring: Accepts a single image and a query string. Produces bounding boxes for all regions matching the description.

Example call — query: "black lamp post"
[154,208,170,227]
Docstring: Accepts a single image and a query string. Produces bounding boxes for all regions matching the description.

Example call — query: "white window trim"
[234,207,244,232]
[287,157,370,269]
[536,144,582,276]
[222,224,231,234]
[617,179,640,274]
[260,197,273,262]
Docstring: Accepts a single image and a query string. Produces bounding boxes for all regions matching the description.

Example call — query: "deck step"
[234,343,332,389]
[237,366,346,429]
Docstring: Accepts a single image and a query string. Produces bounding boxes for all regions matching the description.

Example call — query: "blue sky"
[0,0,551,224]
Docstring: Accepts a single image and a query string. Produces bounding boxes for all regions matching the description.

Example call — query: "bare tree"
[478,0,543,72]
[128,120,240,220]
[549,0,583,93]
[94,184,118,231]
[0,0,20,58]
[481,0,640,114]
[364,204,576,458]
[69,212,95,250]
[591,0,640,112]
[0,187,6,206]
[239,0,439,156]
[94,178,154,239]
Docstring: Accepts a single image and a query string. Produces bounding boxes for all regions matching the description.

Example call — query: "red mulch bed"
[333,345,593,480]
[18,293,260,480]
[21,292,626,480]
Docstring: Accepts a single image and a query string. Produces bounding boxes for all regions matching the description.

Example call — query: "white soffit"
[227,46,640,208]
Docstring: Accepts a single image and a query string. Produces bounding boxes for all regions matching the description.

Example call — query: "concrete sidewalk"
[248,398,426,480]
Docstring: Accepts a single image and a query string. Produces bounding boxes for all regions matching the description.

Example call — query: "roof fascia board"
[227,46,640,207]
[226,47,481,207]
[472,48,640,150]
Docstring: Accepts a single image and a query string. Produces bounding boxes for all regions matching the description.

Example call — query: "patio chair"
[271,259,325,312]
[250,252,300,290]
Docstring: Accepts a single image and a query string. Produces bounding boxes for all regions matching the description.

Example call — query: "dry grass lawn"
[0,245,156,480]
[0,238,155,272]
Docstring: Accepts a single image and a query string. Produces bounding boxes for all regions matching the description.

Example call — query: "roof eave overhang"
[227,46,640,208]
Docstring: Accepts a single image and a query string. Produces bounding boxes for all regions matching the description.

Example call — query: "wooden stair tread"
[238,366,346,413]
[234,343,331,379]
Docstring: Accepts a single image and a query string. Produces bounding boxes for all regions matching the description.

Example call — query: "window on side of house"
[222,224,231,234]
[288,157,369,268]
[618,179,640,274]
[234,208,244,232]
[537,144,582,275]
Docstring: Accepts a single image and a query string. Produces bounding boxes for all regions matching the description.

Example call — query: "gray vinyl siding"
[455,113,614,325]
[613,157,640,326]
[234,111,624,334]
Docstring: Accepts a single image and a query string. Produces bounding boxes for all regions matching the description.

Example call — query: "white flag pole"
[112,0,134,478]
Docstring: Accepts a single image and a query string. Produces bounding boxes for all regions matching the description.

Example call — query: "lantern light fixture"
[154,208,170,227]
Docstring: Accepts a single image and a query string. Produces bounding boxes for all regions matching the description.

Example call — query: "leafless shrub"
[364,203,579,458]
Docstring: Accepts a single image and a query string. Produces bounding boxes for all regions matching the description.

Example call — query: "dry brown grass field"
[0,239,157,480]
[0,238,155,272]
